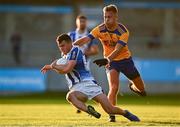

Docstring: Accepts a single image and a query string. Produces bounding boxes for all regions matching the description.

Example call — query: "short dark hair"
[56,33,72,44]
[103,4,118,14]
[76,14,87,20]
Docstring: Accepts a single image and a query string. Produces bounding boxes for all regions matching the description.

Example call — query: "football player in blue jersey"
[41,33,140,122]
[68,14,99,68]
[68,14,99,113]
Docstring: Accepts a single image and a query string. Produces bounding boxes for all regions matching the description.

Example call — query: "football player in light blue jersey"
[68,15,99,70]
[41,34,140,122]
[68,14,99,113]
[63,45,95,89]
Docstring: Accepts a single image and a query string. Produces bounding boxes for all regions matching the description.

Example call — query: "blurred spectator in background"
[10,32,22,65]
[68,14,99,113]
[147,31,161,49]
[68,14,98,58]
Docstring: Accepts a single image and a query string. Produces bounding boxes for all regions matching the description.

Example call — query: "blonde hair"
[103,4,118,14]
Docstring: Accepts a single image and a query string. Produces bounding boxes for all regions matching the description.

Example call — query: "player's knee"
[66,92,74,102]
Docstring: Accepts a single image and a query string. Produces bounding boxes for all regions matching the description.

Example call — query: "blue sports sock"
[123,110,140,122]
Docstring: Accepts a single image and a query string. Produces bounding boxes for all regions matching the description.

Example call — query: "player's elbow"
[60,69,68,74]
[61,67,72,74]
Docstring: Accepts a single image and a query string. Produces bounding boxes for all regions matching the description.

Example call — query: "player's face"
[57,41,71,55]
[104,11,117,27]
[76,18,87,30]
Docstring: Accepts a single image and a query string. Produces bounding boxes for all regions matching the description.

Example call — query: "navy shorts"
[108,57,140,80]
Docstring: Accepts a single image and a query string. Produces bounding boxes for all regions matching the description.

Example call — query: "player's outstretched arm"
[107,43,124,62]
[73,36,91,46]
[41,59,58,74]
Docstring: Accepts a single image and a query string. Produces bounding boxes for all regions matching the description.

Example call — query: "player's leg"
[129,76,146,96]
[93,93,124,115]
[127,67,146,96]
[93,93,140,121]
[66,91,101,118]
[66,91,88,112]
[106,69,120,122]
[121,57,146,96]
[76,92,87,113]
[107,69,120,105]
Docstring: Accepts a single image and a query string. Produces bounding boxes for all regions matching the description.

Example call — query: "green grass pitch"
[0,92,180,126]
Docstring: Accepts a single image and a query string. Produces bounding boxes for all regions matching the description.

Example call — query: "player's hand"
[93,58,108,67]
[105,63,110,69]
[41,65,52,74]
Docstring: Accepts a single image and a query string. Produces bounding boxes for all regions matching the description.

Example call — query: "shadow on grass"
[146,121,180,126]
[0,92,180,105]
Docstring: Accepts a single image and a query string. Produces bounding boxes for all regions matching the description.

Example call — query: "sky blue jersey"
[64,46,95,89]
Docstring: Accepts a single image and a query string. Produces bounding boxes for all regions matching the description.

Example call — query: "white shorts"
[70,80,103,100]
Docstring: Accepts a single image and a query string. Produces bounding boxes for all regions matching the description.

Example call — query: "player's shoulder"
[68,46,82,59]
[71,46,84,54]
[117,23,129,34]
[98,23,106,32]
[71,46,80,52]
[91,23,105,32]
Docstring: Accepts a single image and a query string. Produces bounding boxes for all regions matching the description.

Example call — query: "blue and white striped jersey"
[68,29,97,54]
[63,46,95,89]
[68,29,88,42]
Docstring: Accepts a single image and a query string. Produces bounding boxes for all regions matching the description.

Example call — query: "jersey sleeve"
[117,24,129,47]
[87,26,99,40]
[118,32,129,46]
[67,47,79,61]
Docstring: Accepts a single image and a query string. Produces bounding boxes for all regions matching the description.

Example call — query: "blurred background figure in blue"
[147,31,161,49]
